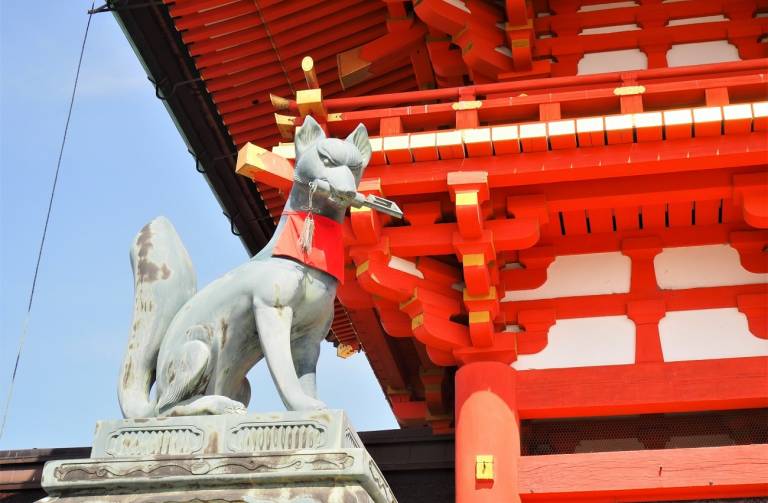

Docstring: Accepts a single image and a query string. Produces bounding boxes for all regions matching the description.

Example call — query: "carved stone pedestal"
[40,410,396,503]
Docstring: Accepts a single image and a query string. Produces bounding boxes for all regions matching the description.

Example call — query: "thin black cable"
[0,2,95,442]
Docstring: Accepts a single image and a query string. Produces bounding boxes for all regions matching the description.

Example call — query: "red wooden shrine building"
[5,1,767,502]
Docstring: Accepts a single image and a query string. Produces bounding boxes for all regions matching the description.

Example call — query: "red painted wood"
[321,69,766,133]
[503,283,766,321]
[345,308,407,391]
[627,300,666,364]
[455,362,520,503]
[364,135,768,197]
[314,58,768,113]
[519,444,768,501]
[163,3,768,451]
[516,356,768,419]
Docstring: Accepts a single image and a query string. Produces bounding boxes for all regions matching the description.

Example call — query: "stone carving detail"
[227,422,326,452]
[369,459,396,503]
[104,426,203,457]
[344,428,361,448]
[53,453,355,482]
[43,413,396,503]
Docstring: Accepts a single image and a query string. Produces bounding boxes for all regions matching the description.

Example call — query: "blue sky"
[0,1,396,450]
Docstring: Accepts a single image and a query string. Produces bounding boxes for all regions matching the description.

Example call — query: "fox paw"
[291,397,327,411]
[224,403,247,415]
[196,395,246,415]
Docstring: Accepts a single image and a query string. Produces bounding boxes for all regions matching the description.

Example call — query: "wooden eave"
[114,0,767,432]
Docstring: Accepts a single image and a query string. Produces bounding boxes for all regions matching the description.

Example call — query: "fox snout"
[318,167,358,203]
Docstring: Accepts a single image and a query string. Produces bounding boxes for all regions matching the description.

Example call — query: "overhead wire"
[0,2,95,442]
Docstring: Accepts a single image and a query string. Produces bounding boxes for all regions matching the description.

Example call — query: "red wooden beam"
[280,58,768,114]
[346,308,408,392]
[533,18,768,60]
[524,169,735,212]
[323,83,750,138]
[503,284,767,320]
[365,133,767,196]
[414,0,513,80]
[320,72,765,136]
[519,444,768,502]
[522,224,751,257]
[537,0,748,33]
[337,21,428,90]
[516,356,768,420]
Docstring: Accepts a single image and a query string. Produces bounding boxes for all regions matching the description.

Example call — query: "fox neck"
[252,182,348,262]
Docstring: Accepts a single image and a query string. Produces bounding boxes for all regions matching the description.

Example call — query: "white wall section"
[579,1,637,12]
[667,41,740,67]
[654,244,767,289]
[580,24,640,35]
[659,308,768,361]
[578,48,648,75]
[667,15,727,26]
[387,256,424,279]
[504,252,631,301]
[513,315,636,370]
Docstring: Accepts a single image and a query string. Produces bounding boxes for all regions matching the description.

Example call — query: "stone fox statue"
[118,117,371,417]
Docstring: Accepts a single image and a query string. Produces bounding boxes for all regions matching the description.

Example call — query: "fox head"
[287,116,372,221]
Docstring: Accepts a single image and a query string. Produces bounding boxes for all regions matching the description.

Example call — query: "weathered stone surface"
[119,117,377,418]
[39,485,378,502]
[91,410,361,458]
[40,411,396,503]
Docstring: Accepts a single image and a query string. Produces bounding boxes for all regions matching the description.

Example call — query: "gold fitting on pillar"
[452,100,482,111]
[455,191,479,206]
[475,455,494,480]
[613,85,646,96]
[469,311,491,324]
[463,253,486,267]
[355,261,370,277]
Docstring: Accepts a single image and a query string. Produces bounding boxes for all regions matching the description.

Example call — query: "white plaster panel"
[579,1,638,12]
[387,256,424,279]
[667,41,740,67]
[445,0,470,13]
[503,252,631,301]
[513,316,636,370]
[577,49,648,75]
[654,244,767,289]
[659,308,768,361]
[580,24,640,35]
[667,14,727,26]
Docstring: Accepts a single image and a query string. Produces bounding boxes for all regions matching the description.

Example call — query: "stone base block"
[40,410,396,503]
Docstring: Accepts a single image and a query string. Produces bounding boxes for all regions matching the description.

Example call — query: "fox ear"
[346,123,371,168]
[295,116,326,158]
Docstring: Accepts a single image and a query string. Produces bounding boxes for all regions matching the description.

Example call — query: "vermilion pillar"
[455,361,520,503]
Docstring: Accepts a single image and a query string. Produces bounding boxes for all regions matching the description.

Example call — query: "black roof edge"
[0,429,454,469]
[112,0,274,254]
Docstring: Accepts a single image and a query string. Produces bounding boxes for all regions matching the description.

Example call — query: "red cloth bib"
[272,210,344,283]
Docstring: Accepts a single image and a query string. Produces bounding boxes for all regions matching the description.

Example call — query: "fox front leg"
[291,336,322,400]
[254,305,325,411]
[291,312,332,400]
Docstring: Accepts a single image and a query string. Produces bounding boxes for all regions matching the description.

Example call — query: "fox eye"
[319,155,331,166]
